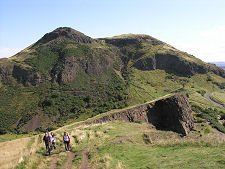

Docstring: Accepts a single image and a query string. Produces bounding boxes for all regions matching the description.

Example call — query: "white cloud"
[172,25,225,62]
[0,47,21,58]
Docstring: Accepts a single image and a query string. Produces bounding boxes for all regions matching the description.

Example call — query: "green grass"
[0,133,31,142]
[210,91,225,105]
[83,121,225,169]
[16,157,29,169]
[96,143,225,169]
[128,68,224,106]
[3,117,225,169]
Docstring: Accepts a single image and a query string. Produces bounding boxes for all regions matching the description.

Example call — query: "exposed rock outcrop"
[102,35,225,78]
[86,94,194,135]
[12,65,44,86]
[51,50,118,84]
[133,53,225,77]
[0,60,14,82]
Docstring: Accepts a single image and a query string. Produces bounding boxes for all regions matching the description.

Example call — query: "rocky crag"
[86,94,194,135]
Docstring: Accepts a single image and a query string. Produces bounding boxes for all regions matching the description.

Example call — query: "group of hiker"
[43,131,70,155]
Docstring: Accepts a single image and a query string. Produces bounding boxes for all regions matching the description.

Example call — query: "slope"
[1,107,224,169]
[0,27,224,134]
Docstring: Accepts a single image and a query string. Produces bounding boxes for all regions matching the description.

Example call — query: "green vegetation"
[0,27,225,136]
[1,67,224,134]
[82,122,225,169]
[16,157,28,169]
[10,121,225,169]
[192,105,225,133]
[23,41,91,76]
[128,69,224,105]
[210,91,225,105]
[1,27,225,169]
[0,133,31,142]
[0,68,128,133]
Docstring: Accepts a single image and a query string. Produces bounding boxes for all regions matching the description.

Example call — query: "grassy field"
[210,91,225,105]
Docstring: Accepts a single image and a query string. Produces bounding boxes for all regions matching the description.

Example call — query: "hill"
[0,27,225,134]
[0,95,224,169]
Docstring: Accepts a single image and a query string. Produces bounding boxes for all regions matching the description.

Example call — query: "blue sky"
[0,0,225,62]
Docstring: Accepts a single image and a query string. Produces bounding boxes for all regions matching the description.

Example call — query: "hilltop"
[0,27,225,134]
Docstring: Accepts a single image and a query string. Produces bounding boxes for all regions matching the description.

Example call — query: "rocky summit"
[0,27,224,133]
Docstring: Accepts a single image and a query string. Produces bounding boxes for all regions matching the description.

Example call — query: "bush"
[0,128,7,135]
[134,120,142,124]
[192,105,225,133]
[206,76,212,82]
[186,93,189,98]
[197,90,206,96]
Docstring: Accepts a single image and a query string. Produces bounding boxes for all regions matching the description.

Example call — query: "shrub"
[192,105,225,133]
[134,120,142,124]
[197,90,206,96]
[0,128,7,135]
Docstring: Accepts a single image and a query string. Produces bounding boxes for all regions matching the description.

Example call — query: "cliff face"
[12,65,45,86]
[133,53,225,77]
[86,94,194,135]
[102,35,225,78]
[51,48,117,84]
[0,60,14,82]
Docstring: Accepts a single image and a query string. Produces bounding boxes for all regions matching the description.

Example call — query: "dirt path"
[62,152,76,169]
[79,149,91,169]
[49,153,59,169]
[79,145,96,169]
[205,90,225,108]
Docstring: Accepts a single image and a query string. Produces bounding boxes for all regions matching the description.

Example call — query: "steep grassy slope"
[0,27,224,133]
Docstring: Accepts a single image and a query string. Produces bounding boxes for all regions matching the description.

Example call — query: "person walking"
[63,132,70,152]
[51,132,56,149]
[43,132,51,155]
[49,132,53,150]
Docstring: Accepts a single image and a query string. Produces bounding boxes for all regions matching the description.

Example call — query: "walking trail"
[79,145,95,169]
[49,153,59,169]
[62,152,76,169]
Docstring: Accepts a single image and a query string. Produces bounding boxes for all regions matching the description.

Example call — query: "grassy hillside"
[1,120,224,169]
[128,68,224,105]
[210,91,225,105]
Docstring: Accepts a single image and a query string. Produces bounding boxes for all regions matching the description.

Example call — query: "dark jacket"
[43,135,50,144]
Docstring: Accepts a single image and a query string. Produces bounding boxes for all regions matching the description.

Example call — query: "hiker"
[51,132,56,149]
[49,132,53,150]
[43,132,51,155]
[63,132,70,152]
